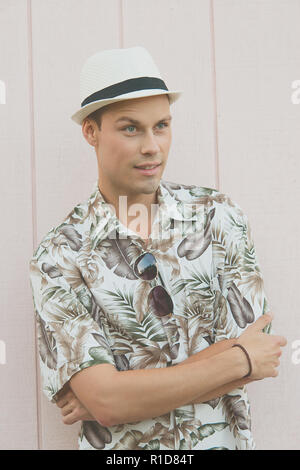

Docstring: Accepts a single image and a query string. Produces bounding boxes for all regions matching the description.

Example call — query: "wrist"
[232,344,252,378]
[228,337,239,348]
[230,345,251,379]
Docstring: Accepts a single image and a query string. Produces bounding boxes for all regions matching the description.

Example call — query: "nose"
[140,130,160,155]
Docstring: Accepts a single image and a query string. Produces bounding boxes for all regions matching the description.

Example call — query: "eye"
[124,125,136,133]
[157,122,168,129]
[122,122,169,133]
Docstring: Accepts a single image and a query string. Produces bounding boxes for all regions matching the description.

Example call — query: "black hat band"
[81,76,169,107]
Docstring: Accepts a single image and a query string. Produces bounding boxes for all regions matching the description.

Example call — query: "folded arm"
[56,337,251,425]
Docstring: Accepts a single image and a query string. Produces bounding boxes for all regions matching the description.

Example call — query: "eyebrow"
[115,115,172,125]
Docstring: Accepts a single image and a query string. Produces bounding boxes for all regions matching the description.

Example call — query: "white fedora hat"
[71,46,183,125]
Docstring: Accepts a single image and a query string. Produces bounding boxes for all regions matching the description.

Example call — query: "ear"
[82,118,98,147]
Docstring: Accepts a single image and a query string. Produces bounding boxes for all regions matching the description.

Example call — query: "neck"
[98,183,159,240]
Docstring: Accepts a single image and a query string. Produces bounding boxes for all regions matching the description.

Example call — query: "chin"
[139,178,161,193]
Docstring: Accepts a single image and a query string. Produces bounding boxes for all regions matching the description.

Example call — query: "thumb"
[253,312,273,331]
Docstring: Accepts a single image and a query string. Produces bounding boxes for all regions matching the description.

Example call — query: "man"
[29,46,286,450]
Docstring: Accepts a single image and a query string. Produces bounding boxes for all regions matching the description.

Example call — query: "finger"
[56,397,69,408]
[56,388,77,407]
[264,311,274,321]
[278,335,287,347]
[62,410,78,425]
[254,313,273,330]
[55,383,70,400]
[65,391,76,401]
[61,402,74,417]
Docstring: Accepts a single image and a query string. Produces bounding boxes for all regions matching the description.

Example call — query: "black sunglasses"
[133,252,173,318]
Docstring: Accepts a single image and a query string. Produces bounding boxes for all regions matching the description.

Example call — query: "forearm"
[101,346,249,426]
[176,337,253,403]
[62,338,241,424]
[181,338,238,363]
[189,376,253,404]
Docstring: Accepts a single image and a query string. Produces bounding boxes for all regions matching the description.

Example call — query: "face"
[82,94,172,205]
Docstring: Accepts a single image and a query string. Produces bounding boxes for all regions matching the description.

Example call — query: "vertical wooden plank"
[123,0,217,188]
[213,0,300,449]
[0,0,38,449]
[31,0,120,449]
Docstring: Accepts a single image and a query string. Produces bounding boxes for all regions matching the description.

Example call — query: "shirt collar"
[158,181,203,221]
[88,178,204,242]
[90,178,201,220]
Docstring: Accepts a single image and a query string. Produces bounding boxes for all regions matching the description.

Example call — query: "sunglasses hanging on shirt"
[133,251,174,318]
[133,250,179,361]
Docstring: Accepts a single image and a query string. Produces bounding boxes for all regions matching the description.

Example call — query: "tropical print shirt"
[29,178,272,450]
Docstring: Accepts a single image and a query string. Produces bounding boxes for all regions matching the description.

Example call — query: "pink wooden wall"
[0,0,299,449]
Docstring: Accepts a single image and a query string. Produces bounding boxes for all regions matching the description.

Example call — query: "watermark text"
[291,339,300,365]
[0,340,6,365]
[0,80,5,104]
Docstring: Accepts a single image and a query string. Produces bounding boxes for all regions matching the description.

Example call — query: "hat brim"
[71,89,183,125]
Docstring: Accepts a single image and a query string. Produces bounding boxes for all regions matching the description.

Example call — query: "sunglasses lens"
[134,253,157,281]
[149,285,174,317]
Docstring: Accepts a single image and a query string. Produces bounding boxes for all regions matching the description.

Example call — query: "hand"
[237,312,287,380]
[55,383,96,425]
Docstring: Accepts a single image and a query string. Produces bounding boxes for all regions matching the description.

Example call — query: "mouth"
[134,163,161,176]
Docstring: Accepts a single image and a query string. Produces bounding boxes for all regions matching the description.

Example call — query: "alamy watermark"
[0,340,6,365]
[0,80,6,104]
[291,80,300,104]
[101,198,205,240]
[291,339,300,365]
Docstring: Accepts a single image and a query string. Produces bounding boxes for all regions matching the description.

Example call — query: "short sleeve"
[29,250,116,404]
[213,206,274,341]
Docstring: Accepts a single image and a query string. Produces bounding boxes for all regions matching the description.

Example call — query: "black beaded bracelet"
[232,343,252,378]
